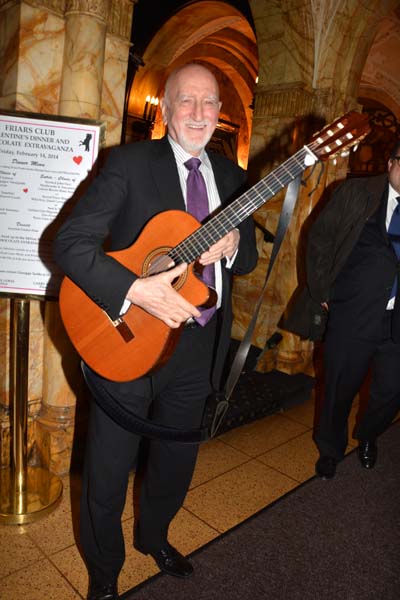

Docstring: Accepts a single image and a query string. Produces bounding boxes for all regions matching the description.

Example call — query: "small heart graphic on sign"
[23,188,28,193]
[73,156,83,165]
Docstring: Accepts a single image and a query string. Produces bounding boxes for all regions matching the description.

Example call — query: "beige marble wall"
[59,10,106,118]
[102,0,133,145]
[359,15,400,120]
[0,1,65,112]
[101,32,131,146]
[0,1,20,110]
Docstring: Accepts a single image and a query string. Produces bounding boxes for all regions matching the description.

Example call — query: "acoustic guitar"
[59,111,370,381]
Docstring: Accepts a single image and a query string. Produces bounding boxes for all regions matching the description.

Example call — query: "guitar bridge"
[112,317,135,342]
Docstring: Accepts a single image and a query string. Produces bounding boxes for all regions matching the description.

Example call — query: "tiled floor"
[0,393,360,600]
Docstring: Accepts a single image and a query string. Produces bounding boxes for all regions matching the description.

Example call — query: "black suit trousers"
[315,310,400,460]
[79,317,217,584]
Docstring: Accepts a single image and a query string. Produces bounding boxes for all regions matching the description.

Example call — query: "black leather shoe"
[136,542,193,578]
[87,582,119,600]
[315,456,337,480]
[358,440,377,469]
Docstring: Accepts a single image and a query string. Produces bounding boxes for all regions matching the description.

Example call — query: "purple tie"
[184,157,216,325]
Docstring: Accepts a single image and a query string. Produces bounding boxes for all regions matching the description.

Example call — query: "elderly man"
[54,63,257,600]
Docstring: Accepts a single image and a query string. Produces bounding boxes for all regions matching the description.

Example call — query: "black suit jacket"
[283,174,393,340]
[328,187,398,339]
[54,136,258,386]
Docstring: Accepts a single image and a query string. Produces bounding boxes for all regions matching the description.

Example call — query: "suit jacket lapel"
[150,137,186,211]
[364,175,389,242]
[208,154,233,205]
[379,193,389,243]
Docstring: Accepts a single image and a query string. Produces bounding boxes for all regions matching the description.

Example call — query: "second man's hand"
[126,263,201,328]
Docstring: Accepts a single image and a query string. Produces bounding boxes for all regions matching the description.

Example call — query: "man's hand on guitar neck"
[198,229,240,265]
[126,263,201,328]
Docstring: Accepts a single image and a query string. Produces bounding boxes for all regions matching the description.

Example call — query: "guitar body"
[59,210,213,382]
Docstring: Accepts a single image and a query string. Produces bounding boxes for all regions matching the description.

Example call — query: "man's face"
[161,65,221,156]
[388,154,400,195]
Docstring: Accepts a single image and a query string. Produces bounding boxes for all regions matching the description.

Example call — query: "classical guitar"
[59,111,370,381]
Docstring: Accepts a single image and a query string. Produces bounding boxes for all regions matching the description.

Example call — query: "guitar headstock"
[308,111,371,162]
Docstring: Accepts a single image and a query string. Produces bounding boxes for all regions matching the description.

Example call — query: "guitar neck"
[169,145,310,264]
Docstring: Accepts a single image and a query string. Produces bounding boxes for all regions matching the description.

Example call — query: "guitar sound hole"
[146,252,173,276]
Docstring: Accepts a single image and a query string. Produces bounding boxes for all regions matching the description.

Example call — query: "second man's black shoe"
[87,582,119,600]
[315,456,337,480]
[136,542,194,578]
[358,440,377,469]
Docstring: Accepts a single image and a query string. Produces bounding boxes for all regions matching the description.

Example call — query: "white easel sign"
[0,112,103,297]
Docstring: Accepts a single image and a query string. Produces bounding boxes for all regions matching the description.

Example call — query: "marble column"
[101,0,135,146]
[59,0,108,119]
[0,0,65,113]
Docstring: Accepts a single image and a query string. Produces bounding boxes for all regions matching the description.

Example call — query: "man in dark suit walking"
[54,63,257,600]
[284,142,400,480]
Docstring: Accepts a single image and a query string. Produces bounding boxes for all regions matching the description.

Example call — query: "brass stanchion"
[0,297,63,525]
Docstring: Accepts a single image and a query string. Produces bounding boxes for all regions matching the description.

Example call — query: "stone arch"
[249,0,399,119]
[308,1,400,115]
[249,0,315,89]
[358,11,400,120]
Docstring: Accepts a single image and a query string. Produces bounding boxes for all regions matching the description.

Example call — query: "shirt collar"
[167,135,210,169]
[388,182,400,203]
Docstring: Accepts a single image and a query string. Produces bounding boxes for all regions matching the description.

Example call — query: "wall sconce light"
[143,96,159,122]
[249,75,259,111]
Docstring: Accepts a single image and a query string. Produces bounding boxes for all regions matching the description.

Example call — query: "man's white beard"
[179,130,213,154]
